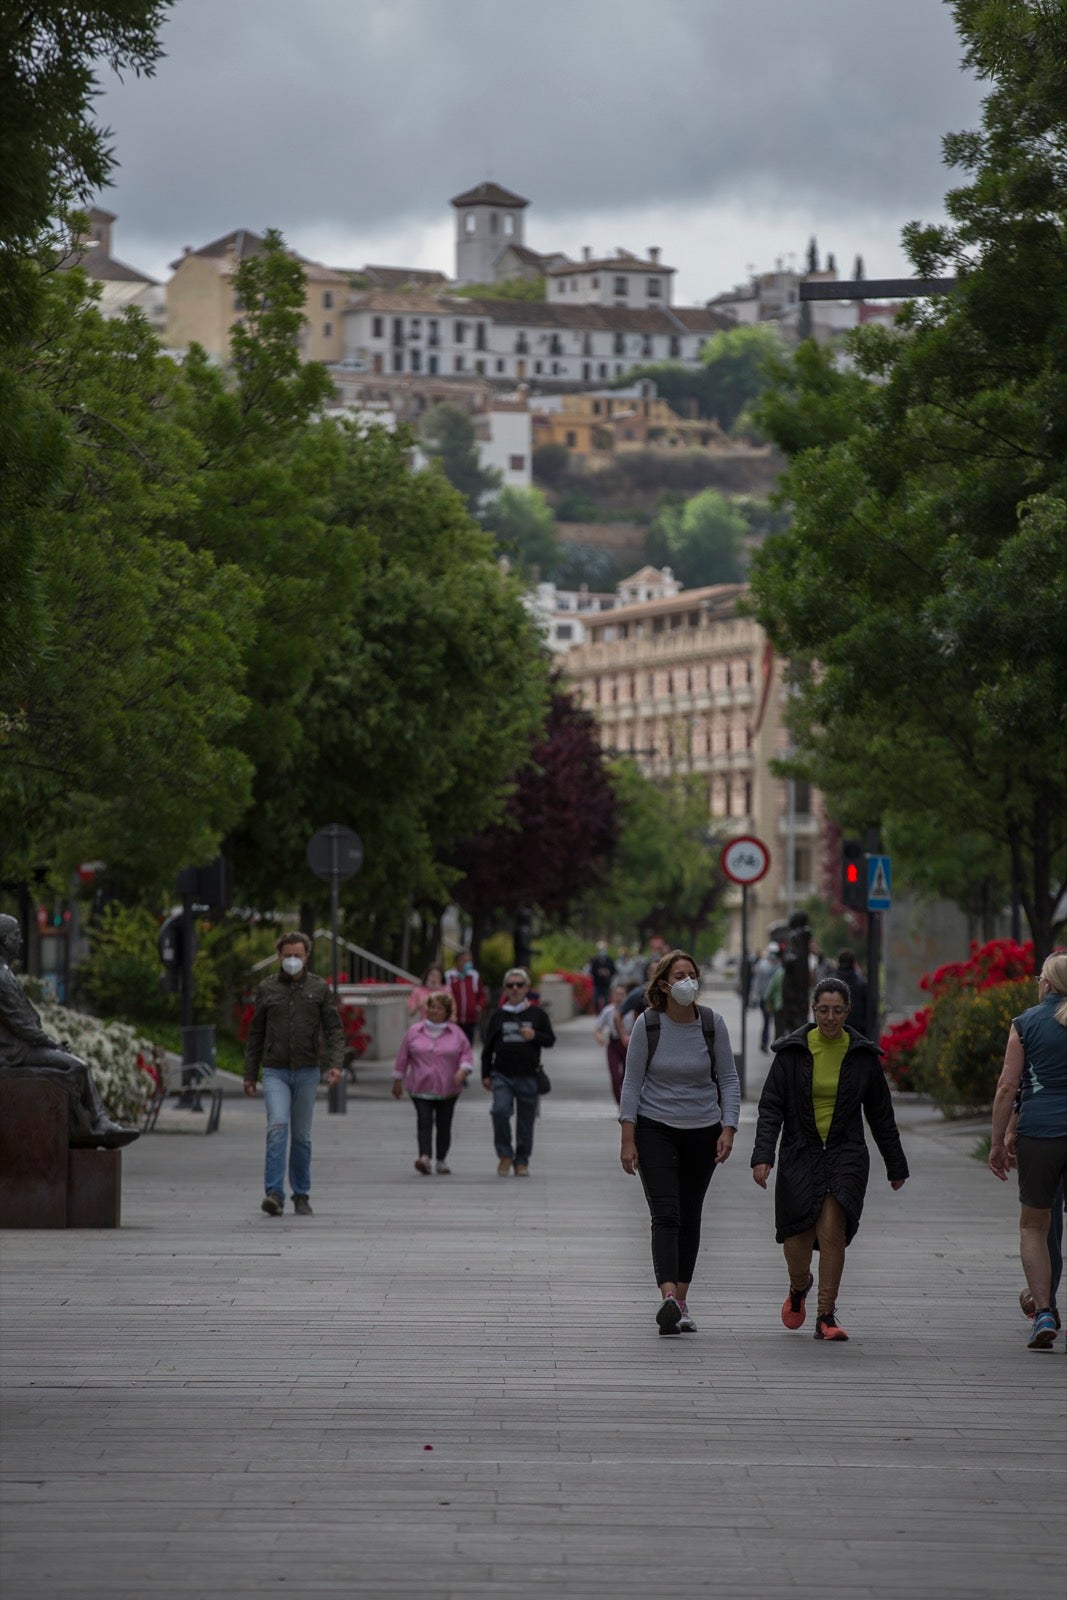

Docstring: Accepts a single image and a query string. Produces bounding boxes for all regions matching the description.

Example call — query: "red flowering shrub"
[920,939,1034,999]
[556,969,595,1013]
[881,1010,930,1091]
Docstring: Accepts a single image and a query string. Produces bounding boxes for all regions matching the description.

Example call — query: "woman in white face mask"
[619,949,740,1335]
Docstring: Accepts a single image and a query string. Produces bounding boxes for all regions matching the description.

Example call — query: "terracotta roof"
[363,265,451,289]
[547,255,675,276]
[450,181,528,209]
[669,306,734,333]
[171,228,267,269]
[345,289,467,314]
[498,243,558,269]
[56,242,158,284]
[342,292,731,339]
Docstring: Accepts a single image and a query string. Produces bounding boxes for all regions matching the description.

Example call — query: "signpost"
[307,825,364,1115]
[720,835,771,1099]
[867,854,892,912]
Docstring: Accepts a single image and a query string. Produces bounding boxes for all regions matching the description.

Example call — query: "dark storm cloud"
[96,0,983,267]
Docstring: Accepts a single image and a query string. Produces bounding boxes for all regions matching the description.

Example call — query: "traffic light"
[841,839,866,911]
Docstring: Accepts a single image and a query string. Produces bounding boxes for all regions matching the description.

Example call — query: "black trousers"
[412,1095,458,1160]
[635,1117,720,1286]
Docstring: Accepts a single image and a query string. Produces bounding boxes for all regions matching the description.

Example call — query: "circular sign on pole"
[720,834,770,886]
[307,824,364,882]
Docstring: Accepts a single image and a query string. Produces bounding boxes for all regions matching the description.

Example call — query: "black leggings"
[635,1117,720,1286]
[412,1095,458,1160]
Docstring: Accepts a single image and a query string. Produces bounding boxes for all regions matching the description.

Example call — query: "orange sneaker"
[814,1313,849,1342]
[781,1273,814,1330]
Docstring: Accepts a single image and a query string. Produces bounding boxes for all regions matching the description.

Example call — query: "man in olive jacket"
[244,932,344,1216]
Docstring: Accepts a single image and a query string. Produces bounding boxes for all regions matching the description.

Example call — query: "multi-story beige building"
[562,570,825,943]
[165,229,350,363]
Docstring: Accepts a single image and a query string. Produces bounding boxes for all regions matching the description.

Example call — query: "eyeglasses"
[814,1006,848,1018]
[504,981,527,990]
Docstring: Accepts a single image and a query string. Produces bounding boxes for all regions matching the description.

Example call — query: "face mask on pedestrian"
[463,962,474,976]
[281,955,304,977]
[669,976,699,1005]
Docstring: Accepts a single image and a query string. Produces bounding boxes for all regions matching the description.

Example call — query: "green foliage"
[747,3,1067,960]
[476,931,515,989]
[530,929,595,985]
[453,276,546,302]
[550,542,621,591]
[916,976,1036,1113]
[78,904,219,1026]
[555,486,602,522]
[622,327,780,429]
[650,489,748,587]
[419,403,501,516]
[532,442,571,486]
[484,485,559,574]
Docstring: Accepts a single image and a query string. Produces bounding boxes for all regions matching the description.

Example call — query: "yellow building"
[532,386,726,456]
[165,228,349,364]
[562,573,825,941]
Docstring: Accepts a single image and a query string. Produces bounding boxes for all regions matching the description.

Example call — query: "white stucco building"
[548,247,675,307]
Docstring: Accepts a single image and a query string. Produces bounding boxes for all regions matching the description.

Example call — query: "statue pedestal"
[0,1076,123,1228]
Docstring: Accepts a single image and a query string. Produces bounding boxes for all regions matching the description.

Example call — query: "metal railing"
[250,935,418,985]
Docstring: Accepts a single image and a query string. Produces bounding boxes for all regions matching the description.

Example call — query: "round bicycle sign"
[720,834,770,886]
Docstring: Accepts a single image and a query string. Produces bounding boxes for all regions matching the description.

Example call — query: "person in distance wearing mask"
[619,949,739,1336]
[244,932,344,1217]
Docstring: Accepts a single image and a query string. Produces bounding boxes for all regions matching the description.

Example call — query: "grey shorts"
[1016,1133,1067,1211]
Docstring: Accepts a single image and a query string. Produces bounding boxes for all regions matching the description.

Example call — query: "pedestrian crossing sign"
[867,854,892,911]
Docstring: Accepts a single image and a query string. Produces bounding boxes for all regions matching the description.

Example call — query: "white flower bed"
[33,997,153,1123]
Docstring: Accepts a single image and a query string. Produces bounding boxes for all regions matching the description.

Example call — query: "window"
[323,322,332,338]
[490,212,499,234]
[455,354,465,372]
[534,360,543,374]
[613,332,625,355]
[475,359,486,375]
[392,350,403,372]
[454,321,466,343]
[641,336,653,358]
[794,845,812,885]
[591,276,599,289]
[464,213,476,234]
[428,354,438,375]
[615,363,623,375]
[557,279,566,294]
[323,290,333,309]
[428,319,439,346]
[614,275,628,295]
[582,333,593,355]
[582,362,591,380]
[504,214,515,237]
[496,359,505,373]
[475,323,487,350]
[409,317,421,337]
[372,316,384,338]
[566,430,577,447]
[571,276,578,290]
[598,362,607,378]
[647,278,661,298]
[669,335,680,358]
[549,335,562,355]
[551,361,561,375]
[794,780,812,815]
[392,318,403,346]
[509,454,525,471]
[557,624,574,640]
[410,348,421,372]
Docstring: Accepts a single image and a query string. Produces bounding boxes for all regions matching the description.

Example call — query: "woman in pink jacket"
[392,991,474,1174]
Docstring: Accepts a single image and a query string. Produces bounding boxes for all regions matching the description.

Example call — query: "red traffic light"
[846,864,859,884]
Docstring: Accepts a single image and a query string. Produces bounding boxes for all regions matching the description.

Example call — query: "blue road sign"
[867,854,892,912]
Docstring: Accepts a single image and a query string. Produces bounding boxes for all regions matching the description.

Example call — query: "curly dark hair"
[812,976,851,1010]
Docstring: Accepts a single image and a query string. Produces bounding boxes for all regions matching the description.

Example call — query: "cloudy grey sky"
[95,0,985,301]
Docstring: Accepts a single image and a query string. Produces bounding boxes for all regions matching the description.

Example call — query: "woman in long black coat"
[751,977,909,1341]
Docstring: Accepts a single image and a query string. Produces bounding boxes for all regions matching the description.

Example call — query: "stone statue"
[780,909,813,1034]
[0,914,139,1149]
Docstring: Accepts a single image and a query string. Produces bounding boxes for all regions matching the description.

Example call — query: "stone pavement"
[1,1011,1064,1600]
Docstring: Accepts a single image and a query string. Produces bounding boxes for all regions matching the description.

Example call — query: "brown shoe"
[497,1157,513,1176]
[514,1162,529,1177]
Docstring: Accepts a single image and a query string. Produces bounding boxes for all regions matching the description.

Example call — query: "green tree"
[622,324,780,428]
[748,0,1067,959]
[419,403,501,516]
[550,542,620,591]
[453,276,546,302]
[652,489,748,587]
[806,235,819,274]
[484,485,559,574]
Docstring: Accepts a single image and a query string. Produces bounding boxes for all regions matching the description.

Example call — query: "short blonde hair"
[425,989,454,1020]
[1040,953,1067,1026]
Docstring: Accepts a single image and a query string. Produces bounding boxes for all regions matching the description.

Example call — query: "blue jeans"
[490,1072,539,1165]
[262,1067,319,1198]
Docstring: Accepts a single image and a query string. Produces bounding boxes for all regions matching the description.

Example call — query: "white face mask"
[424,1020,446,1036]
[669,976,699,1005]
[281,956,304,977]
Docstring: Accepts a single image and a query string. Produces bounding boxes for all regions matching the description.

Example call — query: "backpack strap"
[643,1006,719,1088]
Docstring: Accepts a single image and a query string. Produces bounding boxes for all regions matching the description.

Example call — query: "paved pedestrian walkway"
[2,1010,1064,1599]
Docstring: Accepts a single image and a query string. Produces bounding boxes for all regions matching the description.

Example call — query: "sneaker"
[1028,1310,1058,1350]
[677,1301,697,1333]
[782,1273,814,1330]
[814,1313,849,1342]
[497,1157,513,1176]
[514,1162,529,1177]
[292,1195,313,1216]
[435,1161,451,1175]
[414,1156,432,1175]
[260,1191,284,1216]
[656,1295,682,1336]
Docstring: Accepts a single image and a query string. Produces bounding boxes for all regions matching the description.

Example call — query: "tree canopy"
[419,403,501,516]
[649,489,748,588]
[483,485,559,575]
[747,0,1067,958]
[622,324,781,429]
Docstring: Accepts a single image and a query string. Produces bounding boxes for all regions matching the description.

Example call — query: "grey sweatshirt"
[619,1009,740,1130]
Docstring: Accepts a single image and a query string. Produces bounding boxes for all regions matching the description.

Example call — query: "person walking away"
[594,981,630,1104]
[445,949,487,1043]
[751,976,908,1341]
[762,959,785,1052]
[831,949,869,1037]
[589,941,617,1011]
[244,932,344,1216]
[752,943,781,1054]
[619,949,740,1336]
[1006,1102,1063,1336]
[392,990,473,1175]
[780,911,812,1033]
[481,968,555,1176]
[408,963,446,1023]
[988,953,1067,1350]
